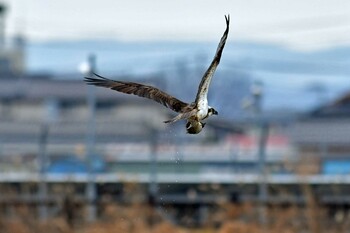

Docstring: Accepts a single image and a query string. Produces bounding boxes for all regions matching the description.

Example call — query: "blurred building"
[0,4,25,78]
[0,75,172,141]
[292,91,350,174]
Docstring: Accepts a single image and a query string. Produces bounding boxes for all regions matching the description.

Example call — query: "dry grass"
[1,180,350,233]
[1,201,349,233]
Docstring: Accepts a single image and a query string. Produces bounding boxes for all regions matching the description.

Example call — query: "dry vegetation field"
[1,196,350,233]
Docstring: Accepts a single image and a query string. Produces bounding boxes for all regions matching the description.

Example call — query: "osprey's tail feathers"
[163,109,198,124]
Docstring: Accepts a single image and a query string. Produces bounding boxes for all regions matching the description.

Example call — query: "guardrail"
[1,173,350,184]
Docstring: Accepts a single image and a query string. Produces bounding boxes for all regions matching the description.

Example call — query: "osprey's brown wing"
[85,73,190,113]
[195,15,230,104]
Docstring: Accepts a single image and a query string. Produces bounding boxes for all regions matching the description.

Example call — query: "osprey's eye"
[209,108,217,115]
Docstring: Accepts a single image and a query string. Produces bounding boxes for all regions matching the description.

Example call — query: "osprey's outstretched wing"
[85,73,190,113]
[195,15,230,104]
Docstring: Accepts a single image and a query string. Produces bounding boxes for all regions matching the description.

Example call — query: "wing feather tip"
[224,14,230,28]
[84,77,108,87]
[84,77,96,85]
[92,72,109,80]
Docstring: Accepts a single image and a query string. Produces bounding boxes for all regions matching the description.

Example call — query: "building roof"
[309,92,350,118]
[291,118,350,145]
[0,78,127,103]
[291,90,350,145]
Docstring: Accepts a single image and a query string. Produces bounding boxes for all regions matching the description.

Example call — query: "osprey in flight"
[85,15,230,134]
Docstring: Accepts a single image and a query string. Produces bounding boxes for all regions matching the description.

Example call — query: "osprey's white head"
[208,107,218,116]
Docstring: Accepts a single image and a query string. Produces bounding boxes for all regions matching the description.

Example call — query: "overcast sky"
[2,0,350,50]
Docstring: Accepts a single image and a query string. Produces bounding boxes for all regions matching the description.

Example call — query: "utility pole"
[38,123,49,220]
[85,54,97,222]
[251,81,269,227]
[258,122,269,226]
[0,4,6,50]
[148,126,158,205]
[147,125,159,227]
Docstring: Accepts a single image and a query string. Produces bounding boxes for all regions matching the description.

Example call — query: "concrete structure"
[292,92,350,154]
[0,3,25,78]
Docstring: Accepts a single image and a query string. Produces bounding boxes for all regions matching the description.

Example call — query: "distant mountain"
[26,40,350,113]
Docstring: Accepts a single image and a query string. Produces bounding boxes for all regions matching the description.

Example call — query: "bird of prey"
[85,15,230,134]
